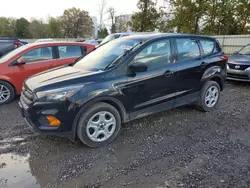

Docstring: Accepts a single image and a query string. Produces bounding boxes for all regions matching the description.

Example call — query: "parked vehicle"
[34,38,54,43]
[0,41,95,104]
[84,39,103,47]
[100,32,158,45]
[20,40,29,45]
[0,38,22,57]
[100,33,130,45]
[227,44,250,82]
[19,34,227,147]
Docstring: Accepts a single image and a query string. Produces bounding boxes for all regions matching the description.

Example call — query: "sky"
[0,0,138,21]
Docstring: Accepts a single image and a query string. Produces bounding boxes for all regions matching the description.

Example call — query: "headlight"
[245,67,250,71]
[35,85,84,101]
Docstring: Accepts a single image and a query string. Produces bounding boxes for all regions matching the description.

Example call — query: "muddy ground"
[0,81,250,188]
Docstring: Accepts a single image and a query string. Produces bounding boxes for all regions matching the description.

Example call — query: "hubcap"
[205,86,219,108]
[0,85,10,103]
[86,111,116,142]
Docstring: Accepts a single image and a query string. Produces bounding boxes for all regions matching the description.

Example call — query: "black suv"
[19,34,227,147]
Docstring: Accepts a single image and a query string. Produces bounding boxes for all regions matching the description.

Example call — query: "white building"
[91,16,98,39]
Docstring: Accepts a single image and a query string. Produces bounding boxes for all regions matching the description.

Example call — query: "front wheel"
[0,81,15,105]
[197,81,221,112]
[77,102,121,147]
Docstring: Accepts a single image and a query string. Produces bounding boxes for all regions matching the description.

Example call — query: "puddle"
[0,153,40,188]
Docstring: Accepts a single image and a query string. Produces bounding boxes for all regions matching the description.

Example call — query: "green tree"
[47,17,62,38]
[61,7,93,38]
[132,0,161,32]
[16,18,30,38]
[28,19,48,38]
[161,0,206,34]
[98,28,108,38]
[0,17,16,37]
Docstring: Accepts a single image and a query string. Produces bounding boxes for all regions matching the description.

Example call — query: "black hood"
[25,66,104,92]
[229,54,250,64]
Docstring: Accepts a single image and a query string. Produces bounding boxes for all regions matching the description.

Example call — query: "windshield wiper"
[69,56,84,66]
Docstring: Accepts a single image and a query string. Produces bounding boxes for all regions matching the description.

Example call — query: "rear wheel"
[0,81,15,105]
[77,102,121,147]
[197,81,220,112]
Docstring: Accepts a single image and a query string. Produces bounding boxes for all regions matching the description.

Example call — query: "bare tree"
[97,0,107,30]
[107,7,116,33]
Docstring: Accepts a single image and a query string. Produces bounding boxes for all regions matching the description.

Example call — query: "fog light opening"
[46,116,61,127]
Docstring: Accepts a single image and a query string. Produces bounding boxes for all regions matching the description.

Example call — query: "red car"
[0,41,95,104]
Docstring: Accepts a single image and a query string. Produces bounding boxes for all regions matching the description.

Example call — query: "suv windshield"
[238,45,250,55]
[73,38,142,71]
[0,45,30,64]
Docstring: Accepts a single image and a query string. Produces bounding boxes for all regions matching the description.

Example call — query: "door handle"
[164,70,174,77]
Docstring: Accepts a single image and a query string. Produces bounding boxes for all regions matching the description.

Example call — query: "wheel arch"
[201,66,225,91]
[71,96,129,141]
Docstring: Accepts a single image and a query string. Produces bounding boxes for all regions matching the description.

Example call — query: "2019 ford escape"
[19,34,227,147]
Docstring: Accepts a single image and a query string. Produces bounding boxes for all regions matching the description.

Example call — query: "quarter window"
[176,39,200,61]
[21,47,53,63]
[134,39,171,70]
[200,40,215,56]
[58,46,83,58]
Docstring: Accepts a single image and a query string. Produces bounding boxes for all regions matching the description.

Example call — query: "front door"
[123,39,177,120]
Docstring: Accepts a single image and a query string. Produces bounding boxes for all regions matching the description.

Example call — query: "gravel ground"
[0,81,250,188]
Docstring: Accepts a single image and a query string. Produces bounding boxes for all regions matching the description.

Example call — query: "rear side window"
[58,45,82,58]
[176,39,200,61]
[200,40,218,56]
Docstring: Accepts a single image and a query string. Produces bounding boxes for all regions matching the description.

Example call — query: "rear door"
[173,37,204,107]
[12,46,56,92]
[55,45,86,67]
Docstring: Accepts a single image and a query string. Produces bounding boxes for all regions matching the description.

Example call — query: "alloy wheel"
[205,86,219,108]
[86,111,116,142]
[0,84,11,103]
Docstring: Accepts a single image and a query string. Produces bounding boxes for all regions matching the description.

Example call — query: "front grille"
[228,63,250,70]
[20,85,33,109]
[227,73,249,80]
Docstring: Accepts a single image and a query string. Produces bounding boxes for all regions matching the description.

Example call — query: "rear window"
[200,40,219,56]
[58,46,83,58]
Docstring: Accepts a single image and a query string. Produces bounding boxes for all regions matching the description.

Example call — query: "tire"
[77,102,121,148]
[0,81,15,105]
[197,81,220,112]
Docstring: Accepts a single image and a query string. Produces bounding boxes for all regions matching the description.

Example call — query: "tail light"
[220,55,228,61]
[14,41,21,48]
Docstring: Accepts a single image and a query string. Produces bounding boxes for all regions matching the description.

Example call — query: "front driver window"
[21,47,53,63]
[134,39,171,70]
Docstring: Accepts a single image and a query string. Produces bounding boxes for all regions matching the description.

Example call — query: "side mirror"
[16,57,26,65]
[233,51,238,55]
[129,63,148,73]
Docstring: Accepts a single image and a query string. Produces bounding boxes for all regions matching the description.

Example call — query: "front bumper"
[19,100,75,140]
[227,68,250,82]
